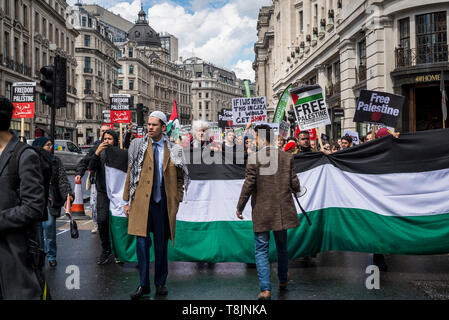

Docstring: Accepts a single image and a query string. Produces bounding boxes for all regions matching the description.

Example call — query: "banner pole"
[315,127,324,151]
[119,123,123,149]
[371,124,377,140]
[21,118,25,141]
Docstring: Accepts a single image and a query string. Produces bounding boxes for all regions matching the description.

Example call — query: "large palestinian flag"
[109,129,449,263]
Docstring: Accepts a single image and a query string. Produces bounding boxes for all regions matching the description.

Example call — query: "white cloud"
[232,59,254,81]
[103,0,271,79]
[108,0,141,23]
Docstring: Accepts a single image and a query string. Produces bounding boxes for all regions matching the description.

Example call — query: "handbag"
[64,194,79,239]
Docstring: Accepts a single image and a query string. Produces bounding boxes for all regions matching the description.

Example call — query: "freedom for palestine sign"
[354,90,405,128]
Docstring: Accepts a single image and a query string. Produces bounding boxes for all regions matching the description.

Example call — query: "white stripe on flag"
[176,165,449,222]
[105,166,129,217]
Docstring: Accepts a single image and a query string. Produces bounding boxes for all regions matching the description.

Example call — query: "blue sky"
[69,0,272,80]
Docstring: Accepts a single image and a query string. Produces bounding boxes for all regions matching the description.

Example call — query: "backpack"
[8,141,53,222]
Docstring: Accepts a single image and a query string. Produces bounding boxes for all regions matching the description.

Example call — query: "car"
[80,144,94,154]
[27,139,85,172]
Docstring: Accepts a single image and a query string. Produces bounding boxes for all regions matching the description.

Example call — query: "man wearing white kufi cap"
[124,110,189,299]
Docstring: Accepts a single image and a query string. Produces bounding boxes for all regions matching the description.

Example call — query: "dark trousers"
[96,191,111,253]
[136,193,169,287]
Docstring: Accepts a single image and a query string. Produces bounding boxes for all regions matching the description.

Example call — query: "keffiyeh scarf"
[127,133,190,204]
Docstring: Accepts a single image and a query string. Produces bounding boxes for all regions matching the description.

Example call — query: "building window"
[82,16,87,27]
[199,102,202,109]
[118,49,122,58]
[206,92,209,98]
[85,79,91,90]
[35,12,39,32]
[129,80,134,90]
[23,43,28,66]
[85,103,93,119]
[4,0,9,15]
[118,80,123,90]
[5,82,12,100]
[23,5,28,28]
[129,65,134,74]
[299,10,304,34]
[84,57,91,71]
[88,17,92,28]
[118,66,123,74]
[14,0,19,20]
[129,47,133,58]
[399,18,410,50]
[84,35,90,47]
[199,92,202,98]
[416,12,447,64]
[4,32,9,57]
[42,17,47,37]
[358,39,366,66]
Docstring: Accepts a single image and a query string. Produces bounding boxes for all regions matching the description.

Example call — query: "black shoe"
[156,285,168,296]
[49,260,57,268]
[97,251,113,265]
[373,254,388,272]
[130,286,150,300]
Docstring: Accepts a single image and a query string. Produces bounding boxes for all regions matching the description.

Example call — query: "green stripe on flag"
[110,208,449,263]
[295,93,323,105]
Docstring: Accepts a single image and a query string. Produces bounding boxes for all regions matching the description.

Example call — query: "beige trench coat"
[123,139,184,245]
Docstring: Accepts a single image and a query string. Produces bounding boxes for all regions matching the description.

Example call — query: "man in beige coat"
[236,124,302,300]
[123,111,184,300]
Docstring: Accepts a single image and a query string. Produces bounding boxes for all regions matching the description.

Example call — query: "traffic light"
[136,103,144,126]
[40,66,55,106]
[54,55,67,109]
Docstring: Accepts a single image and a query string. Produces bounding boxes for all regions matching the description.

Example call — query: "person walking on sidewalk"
[32,137,73,267]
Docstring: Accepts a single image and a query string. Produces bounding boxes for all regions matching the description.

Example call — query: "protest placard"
[354,90,405,128]
[110,94,131,124]
[218,109,233,129]
[232,96,267,125]
[279,120,290,139]
[343,130,360,145]
[289,85,331,130]
[12,82,35,119]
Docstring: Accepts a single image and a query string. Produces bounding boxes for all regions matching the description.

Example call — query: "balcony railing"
[1,55,32,77]
[395,45,449,68]
[84,89,94,95]
[84,68,93,73]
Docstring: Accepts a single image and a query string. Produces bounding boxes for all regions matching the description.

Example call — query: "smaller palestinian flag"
[167,100,180,139]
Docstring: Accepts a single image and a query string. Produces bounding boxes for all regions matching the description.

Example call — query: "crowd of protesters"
[2,91,406,299]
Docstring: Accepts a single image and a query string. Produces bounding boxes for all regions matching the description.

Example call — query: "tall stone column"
[338,39,357,134]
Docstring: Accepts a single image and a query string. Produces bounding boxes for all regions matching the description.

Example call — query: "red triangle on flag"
[291,93,299,105]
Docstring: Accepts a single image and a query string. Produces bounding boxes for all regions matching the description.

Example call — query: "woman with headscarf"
[32,136,73,268]
[88,129,119,265]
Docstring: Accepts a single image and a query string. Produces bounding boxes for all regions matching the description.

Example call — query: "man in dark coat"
[75,124,111,233]
[0,96,46,299]
[236,124,302,300]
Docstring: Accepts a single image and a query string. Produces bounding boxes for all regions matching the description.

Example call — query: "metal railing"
[84,68,93,73]
[395,45,449,68]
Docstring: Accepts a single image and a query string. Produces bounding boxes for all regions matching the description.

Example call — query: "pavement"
[44,209,449,300]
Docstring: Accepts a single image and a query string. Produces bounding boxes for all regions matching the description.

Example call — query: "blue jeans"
[42,208,57,261]
[254,230,288,291]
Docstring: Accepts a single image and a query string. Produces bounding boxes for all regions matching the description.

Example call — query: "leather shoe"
[130,286,150,300]
[156,285,168,296]
[279,272,290,290]
[257,290,271,300]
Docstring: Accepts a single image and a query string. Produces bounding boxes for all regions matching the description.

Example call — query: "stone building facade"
[117,9,192,125]
[254,0,449,140]
[183,57,242,122]
[0,0,79,140]
[67,4,120,145]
